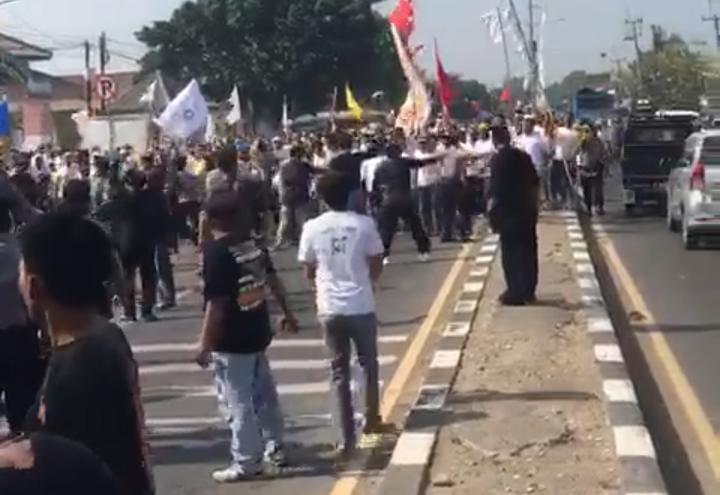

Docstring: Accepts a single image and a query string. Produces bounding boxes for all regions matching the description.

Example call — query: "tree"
[632,27,705,109]
[136,0,404,117]
[446,76,492,120]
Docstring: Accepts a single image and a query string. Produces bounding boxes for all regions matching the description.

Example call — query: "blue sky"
[1,0,716,86]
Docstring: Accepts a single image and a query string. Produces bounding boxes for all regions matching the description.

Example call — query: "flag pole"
[330,86,338,132]
[497,7,513,85]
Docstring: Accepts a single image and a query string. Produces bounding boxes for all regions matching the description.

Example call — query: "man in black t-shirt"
[326,131,373,213]
[197,191,299,483]
[373,143,443,263]
[17,212,154,495]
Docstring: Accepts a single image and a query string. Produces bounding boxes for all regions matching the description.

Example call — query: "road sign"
[96,75,117,102]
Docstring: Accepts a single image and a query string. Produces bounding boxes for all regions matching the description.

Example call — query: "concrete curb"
[377,233,499,495]
[563,211,668,495]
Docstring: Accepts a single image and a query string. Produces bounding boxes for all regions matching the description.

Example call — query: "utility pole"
[497,7,513,85]
[702,14,720,49]
[98,32,107,112]
[84,40,92,114]
[624,17,644,93]
[527,0,536,106]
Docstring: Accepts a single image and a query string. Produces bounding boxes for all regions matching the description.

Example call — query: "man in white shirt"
[360,141,386,216]
[550,121,580,208]
[298,171,384,460]
[516,116,550,200]
[415,137,441,235]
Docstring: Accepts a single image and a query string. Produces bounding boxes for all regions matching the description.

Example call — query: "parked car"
[666,130,720,249]
[621,114,695,216]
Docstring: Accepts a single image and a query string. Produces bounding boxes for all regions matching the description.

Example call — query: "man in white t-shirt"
[298,171,384,460]
[415,137,442,236]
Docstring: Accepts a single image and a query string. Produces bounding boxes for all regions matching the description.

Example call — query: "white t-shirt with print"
[298,211,384,316]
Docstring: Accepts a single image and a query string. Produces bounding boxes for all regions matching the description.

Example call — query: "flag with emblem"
[155,79,208,139]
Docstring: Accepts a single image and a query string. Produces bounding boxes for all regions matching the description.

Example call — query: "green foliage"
[446,75,492,119]
[634,27,705,109]
[136,0,404,116]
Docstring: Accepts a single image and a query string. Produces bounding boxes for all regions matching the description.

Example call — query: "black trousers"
[500,225,538,301]
[378,197,430,257]
[550,160,571,204]
[580,172,605,213]
[0,325,46,432]
[121,247,157,318]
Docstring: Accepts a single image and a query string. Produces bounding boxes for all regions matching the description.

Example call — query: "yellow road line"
[595,224,720,479]
[328,244,474,495]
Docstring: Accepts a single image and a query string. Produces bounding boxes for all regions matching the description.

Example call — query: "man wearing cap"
[487,119,540,306]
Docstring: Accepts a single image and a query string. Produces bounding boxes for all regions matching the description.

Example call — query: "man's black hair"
[20,212,114,310]
[204,190,239,229]
[316,171,350,211]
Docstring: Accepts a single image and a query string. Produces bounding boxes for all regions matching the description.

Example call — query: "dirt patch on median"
[428,219,621,495]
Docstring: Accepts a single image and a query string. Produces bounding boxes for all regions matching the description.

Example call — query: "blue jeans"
[213,352,285,470]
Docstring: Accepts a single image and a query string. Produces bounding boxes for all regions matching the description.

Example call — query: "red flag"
[434,39,453,119]
[389,0,414,38]
[499,86,512,103]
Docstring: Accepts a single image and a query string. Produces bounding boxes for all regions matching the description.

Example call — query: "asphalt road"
[124,236,467,495]
[589,173,720,493]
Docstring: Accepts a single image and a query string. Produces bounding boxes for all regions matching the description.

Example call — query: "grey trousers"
[320,313,380,448]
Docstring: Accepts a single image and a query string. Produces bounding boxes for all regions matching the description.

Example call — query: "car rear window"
[701,137,720,166]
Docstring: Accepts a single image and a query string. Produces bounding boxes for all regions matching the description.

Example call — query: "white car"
[666,130,720,249]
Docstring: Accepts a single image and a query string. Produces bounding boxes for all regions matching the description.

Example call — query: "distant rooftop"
[0,32,52,62]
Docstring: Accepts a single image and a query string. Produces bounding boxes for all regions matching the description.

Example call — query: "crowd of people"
[0,110,612,492]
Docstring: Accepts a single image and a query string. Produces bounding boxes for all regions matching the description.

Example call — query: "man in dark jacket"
[487,119,540,306]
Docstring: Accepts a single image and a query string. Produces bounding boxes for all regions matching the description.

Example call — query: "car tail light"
[690,161,706,191]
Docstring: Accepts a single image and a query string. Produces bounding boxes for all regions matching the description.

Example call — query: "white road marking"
[480,244,498,254]
[573,251,591,262]
[475,255,494,265]
[603,379,638,403]
[594,344,624,363]
[575,263,595,275]
[568,232,584,240]
[469,267,489,278]
[133,335,408,354]
[443,322,471,338]
[139,355,397,376]
[571,241,588,251]
[144,379,386,398]
[463,282,485,293]
[578,277,598,290]
[389,432,436,466]
[429,350,461,369]
[613,426,657,458]
[454,300,478,314]
[486,234,500,243]
[587,316,614,333]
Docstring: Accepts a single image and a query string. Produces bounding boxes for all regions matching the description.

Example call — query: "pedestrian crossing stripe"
[143,380,386,398]
[139,355,398,376]
[132,335,408,354]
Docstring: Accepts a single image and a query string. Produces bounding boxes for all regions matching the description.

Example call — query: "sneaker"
[212,465,263,483]
[333,443,357,468]
[383,257,391,266]
[120,315,137,324]
[156,302,176,311]
[418,252,431,263]
[264,446,288,468]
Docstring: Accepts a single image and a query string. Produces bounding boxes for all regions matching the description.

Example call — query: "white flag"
[480,9,508,45]
[140,73,170,114]
[282,95,289,132]
[226,85,242,125]
[155,79,208,139]
[205,113,216,143]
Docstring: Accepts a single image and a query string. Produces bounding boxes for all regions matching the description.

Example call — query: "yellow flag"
[345,83,363,120]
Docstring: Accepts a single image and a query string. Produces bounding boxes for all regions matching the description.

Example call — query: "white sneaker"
[418,252,431,263]
[383,257,391,266]
[212,465,262,483]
